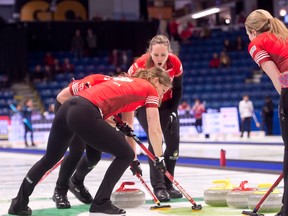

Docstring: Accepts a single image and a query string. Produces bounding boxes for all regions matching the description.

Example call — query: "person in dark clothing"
[52,74,116,209]
[22,99,35,147]
[261,96,274,135]
[128,35,183,202]
[86,28,97,57]
[8,67,172,216]
[71,29,84,58]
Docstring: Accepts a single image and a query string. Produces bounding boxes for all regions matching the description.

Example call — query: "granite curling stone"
[226,180,257,209]
[247,183,282,213]
[204,179,235,207]
[111,181,146,208]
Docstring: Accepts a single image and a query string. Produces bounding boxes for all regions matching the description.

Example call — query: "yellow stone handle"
[210,179,234,189]
[255,183,280,194]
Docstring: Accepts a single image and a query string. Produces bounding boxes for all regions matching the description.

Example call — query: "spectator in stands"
[223,39,234,52]
[109,49,120,67]
[178,100,191,117]
[238,95,254,138]
[220,51,231,68]
[192,98,205,133]
[261,96,274,135]
[209,52,220,68]
[237,11,246,24]
[43,52,55,67]
[71,29,84,58]
[119,50,131,70]
[245,9,288,215]
[43,65,53,81]
[22,98,35,147]
[62,58,74,73]
[41,52,55,80]
[167,18,180,41]
[31,64,46,82]
[86,28,97,57]
[51,58,63,74]
[180,24,193,44]
[178,100,191,111]
[234,36,245,51]
[199,24,211,39]
[43,103,55,120]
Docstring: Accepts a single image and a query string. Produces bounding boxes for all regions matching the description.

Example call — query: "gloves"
[116,122,134,137]
[154,156,166,173]
[130,160,142,176]
[165,112,177,134]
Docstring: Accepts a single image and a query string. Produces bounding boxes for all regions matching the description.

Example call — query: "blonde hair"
[132,66,172,89]
[146,35,172,68]
[245,9,288,43]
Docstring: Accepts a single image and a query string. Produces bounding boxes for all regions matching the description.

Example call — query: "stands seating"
[26,28,276,112]
[28,50,132,109]
[179,27,277,111]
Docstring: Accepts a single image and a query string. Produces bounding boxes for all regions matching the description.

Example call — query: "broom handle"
[254,172,283,212]
[39,157,64,183]
[136,173,160,206]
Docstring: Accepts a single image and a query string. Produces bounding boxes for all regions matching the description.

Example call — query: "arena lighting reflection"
[191,7,221,19]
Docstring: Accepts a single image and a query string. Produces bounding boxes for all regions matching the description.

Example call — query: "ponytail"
[245,9,288,43]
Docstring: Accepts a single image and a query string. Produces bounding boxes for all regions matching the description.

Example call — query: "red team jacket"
[128,53,183,102]
[77,76,160,120]
[248,32,288,73]
[68,74,112,95]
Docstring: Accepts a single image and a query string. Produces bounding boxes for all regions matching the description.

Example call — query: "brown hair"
[245,9,288,43]
[132,66,172,89]
[145,35,172,68]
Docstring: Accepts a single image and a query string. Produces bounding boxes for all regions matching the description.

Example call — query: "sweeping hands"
[154,156,166,173]
[116,122,134,137]
[130,160,142,176]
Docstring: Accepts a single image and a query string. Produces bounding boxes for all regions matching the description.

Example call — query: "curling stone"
[111,181,146,208]
[226,180,257,209]
[204,179,235,207]
[247,183,282,213]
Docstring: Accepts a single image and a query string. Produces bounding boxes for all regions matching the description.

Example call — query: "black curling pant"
[240,117,252,137]
[136,101,180,190]
[13,96,134,210]
[24,124,34,145]
[279,88,288,216]
[54,100,102,193]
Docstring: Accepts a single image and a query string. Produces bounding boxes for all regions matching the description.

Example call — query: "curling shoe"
[52,189,71,209]
[154,189,170,202]
[89,201,126,215]
[167,187,183,199]
[8,198,32,215]
[69,178,93,204]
